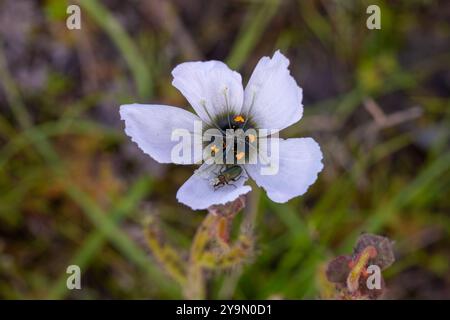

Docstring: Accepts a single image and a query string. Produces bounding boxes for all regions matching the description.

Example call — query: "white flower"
[120,51,323,210]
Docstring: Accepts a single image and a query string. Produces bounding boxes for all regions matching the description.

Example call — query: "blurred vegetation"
[0,0,449,299]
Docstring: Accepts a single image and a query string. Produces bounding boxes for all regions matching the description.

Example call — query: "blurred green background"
[0,0,449,299]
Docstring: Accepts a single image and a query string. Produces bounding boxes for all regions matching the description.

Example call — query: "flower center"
[204,114,257,164]
[215,114,251,131]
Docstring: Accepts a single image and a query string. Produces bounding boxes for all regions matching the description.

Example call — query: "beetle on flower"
[120,51,323,210]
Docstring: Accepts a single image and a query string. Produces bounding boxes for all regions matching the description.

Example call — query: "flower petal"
[245,138,323,203]
[172,61,244,123]
[242,50,303,132]
[176,164,251,210]
[120,104,202,164]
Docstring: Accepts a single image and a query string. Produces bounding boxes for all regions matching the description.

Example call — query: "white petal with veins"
[120,104,202,164]
[245,138,323,203]
[242,50,303,132]
[172,61,244,123]
[176,163,251,210]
